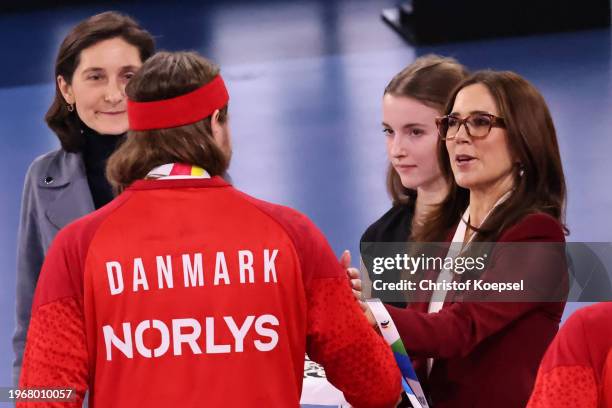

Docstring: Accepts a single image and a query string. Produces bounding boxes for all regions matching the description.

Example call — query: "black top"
[360,202,415,309]
[360,202,415,244]
[81,123,124,209]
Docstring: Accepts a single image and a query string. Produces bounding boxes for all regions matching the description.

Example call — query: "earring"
[66,103,74,112]
[518,164,525,177]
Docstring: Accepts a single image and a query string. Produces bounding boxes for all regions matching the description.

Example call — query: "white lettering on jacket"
[105,249,280,295]
[103,315,280,361]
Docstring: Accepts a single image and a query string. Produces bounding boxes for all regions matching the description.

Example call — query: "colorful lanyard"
[146,163,211,180]
[367,299,430,408]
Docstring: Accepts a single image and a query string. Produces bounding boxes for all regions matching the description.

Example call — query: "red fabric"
[385,213,567,408]
[602,351,612,408]
[528,366,598,407]
[18,298,88,408]
[19,177,400,408]
[306,278,402,407]
[127,75,229,131]
[527,302,612,408]
[168,163,193,176]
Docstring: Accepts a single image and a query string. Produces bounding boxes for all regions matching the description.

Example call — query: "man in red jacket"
[18,51,401,407]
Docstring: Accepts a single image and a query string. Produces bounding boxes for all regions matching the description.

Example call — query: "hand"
[359,300,377,328]
[339,250,362,301]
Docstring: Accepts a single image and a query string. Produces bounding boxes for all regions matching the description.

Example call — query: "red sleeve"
[17,297,88,408]
[527,365,598,408]
[238,195,402,408]
[306,276,401,408]
[526,305,600,407]
[17,192,133,408]
[602,350,612,408]
[17,228,89,407]
[527,302,612,407]
[386,213,566,359]
[301,222,401,408]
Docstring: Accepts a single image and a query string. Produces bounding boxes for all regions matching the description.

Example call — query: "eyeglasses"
[435,113,506,140]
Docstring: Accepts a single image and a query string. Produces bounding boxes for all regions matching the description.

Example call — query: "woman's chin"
[399,177,421,190]
[83,116,129,135]
[91,124,128,135]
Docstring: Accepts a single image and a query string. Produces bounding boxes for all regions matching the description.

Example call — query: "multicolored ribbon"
[366,299,429,408]
[146,163,211,179]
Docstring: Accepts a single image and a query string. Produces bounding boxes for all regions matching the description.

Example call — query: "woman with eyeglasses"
[360,70,568,407]
[13,12,155,385]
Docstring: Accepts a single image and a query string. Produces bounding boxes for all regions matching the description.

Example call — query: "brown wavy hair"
[46,11,155,152]
[414,70,568,242]
[383,55,468,206]
[106,51,229,193]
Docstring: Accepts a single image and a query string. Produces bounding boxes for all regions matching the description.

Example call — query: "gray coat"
[13,149,95,385]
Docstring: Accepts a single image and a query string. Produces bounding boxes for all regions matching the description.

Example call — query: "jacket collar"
[41,150,95,230]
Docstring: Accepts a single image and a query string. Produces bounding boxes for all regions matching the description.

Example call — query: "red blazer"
[386,213,567,408]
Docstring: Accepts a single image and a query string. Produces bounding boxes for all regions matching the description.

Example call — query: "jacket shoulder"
[228,188,341,279]
[27,149,64,173]
[229,188,313,231]
[500,212,565,242]
[361,203,413,244]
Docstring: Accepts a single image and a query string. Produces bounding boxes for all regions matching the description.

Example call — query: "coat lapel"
[43,151,95,230]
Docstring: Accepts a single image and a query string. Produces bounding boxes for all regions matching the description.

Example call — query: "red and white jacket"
[19,176,401,407]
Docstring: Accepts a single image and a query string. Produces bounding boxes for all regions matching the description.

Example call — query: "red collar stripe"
[169,163,193,176]
[127,75,229,131]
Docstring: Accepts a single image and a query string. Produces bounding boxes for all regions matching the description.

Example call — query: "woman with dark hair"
[17,51,401,407]
[416,71,567,243]
[360,70,568,407]
[13,11,155,384]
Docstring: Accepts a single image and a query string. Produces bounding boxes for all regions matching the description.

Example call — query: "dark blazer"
[386,213,567,408]
[13,149,94,384]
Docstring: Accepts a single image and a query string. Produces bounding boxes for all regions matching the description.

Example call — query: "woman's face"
[383,94,443,190]
[445,83,515,193]
[58,37,142,135]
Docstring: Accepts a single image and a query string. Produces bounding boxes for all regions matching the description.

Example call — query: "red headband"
[127,75,229,131]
